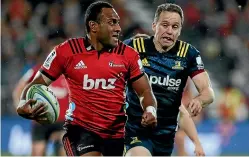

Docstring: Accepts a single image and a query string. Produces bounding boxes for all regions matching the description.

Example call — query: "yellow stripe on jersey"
[183,44,190,57]
[136,38,142,52]
[180,42,186,57]
[140,38,145,52]
[133,38,145,53]
[133,39,138,51]
[177,41,183,56]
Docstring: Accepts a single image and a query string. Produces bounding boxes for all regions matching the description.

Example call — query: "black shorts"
[32,122,64,142]
[125,135,174,156]
[62,125,124,156]
[124,123,174,156]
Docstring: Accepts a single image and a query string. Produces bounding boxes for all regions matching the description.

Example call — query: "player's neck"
[153,38,175,53]
[87,34,104,51]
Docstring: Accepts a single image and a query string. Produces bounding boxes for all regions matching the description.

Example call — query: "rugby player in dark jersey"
[124,3,214,156]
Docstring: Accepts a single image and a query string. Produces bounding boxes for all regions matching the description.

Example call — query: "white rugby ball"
[26,84,60,124]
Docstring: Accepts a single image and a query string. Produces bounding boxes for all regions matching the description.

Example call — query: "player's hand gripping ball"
[26,84,60,124]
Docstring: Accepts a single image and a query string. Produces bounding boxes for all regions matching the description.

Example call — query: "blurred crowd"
[1,0,249,123]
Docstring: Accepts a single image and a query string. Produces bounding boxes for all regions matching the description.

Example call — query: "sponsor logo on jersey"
[43,50,56,70]
[83,74,116,90]
[172,61,184,70]
[149,75,181,91]
[137,59,144,70]
[196,55,204,70]
[74,60,87,69]
[77,144,94,151]
[141,58,150,66]
[109,61,125,67]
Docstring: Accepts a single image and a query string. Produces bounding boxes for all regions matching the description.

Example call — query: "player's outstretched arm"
[132,73,157,127]
[188,71,215,116]
[179,105,205,156]
[16,72,52,120]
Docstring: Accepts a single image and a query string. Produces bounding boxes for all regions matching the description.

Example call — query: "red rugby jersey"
[40,37,144,138]
[24,64,69,122]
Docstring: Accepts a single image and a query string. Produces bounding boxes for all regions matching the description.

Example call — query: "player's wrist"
[193,138,201,146]
[146,106,157,117]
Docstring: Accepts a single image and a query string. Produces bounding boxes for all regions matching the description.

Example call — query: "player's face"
[152,11,182,49]
[97,8,121,48]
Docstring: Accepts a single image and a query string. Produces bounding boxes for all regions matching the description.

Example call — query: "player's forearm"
[13,83,25,106]
[140,89,157,110]
[180,115,201,145]
[195,87,214,108]
[17,74,49,116]
[179,106,201,145]
[19,83,35,101]
[18,73,49,104]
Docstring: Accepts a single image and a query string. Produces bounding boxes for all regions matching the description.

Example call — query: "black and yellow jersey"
[124,36,205,138]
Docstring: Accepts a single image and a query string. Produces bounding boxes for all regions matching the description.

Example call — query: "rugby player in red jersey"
[16,1,157,156]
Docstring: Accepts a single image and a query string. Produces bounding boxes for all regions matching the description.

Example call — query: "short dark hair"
[84,1,114,33]
[154,3,184,25]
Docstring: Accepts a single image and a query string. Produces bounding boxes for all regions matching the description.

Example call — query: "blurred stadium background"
[1,0,249,156]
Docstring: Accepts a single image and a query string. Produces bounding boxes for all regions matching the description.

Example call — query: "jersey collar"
[83,36,117,53]
[148,36,180,55]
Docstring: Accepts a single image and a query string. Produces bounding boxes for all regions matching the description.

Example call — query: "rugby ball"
[26,84,60,124]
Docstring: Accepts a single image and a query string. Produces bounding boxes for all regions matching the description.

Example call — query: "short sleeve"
[40,42,67,80]
[126,48,144,82]
[188,45,205,78]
